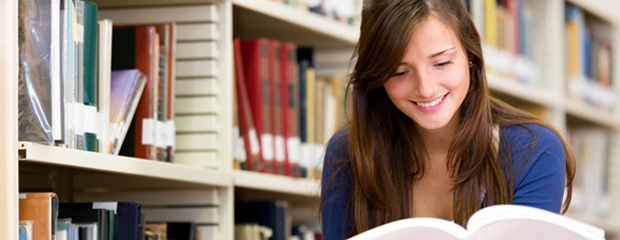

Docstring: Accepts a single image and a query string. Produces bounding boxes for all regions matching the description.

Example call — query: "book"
[234,38,262,171]
[18,0,55,144]
[19,221,33,240]
[270,40,286,175]
[241,39,273,172]
[346,205,604,240]
[75,0,99,152]
[98,19,113,155]
[19,193,58,240]
[109,70,147,155]
[281,42,301,177]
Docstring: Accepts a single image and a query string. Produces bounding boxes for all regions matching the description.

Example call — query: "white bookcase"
[1,0,619,239]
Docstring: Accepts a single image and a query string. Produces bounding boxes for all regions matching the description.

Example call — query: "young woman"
[320,0,576,239]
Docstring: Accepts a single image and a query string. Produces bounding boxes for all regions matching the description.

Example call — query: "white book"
[176,60,219,78]
[73,189,219,206]
[175,97,218,114]
[176,115,218,133]
[347,205,604,240]
[98,4,219,24]
[175,133,219,151]
[177,23,219,41]
[174,152,218,169]
[143,207,219,224]
[176,79,219,96]
[97,19,113,154]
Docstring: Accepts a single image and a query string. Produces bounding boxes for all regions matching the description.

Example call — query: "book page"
[467,205,604,239]
[465,219,594,240]
[347,218,467,240]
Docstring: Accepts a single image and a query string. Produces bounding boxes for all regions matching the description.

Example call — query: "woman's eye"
[436,61,452,67]
[392,71,406,76]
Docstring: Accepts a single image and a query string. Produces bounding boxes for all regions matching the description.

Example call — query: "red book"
[270,40,286,175]
[241,39,273,172]
[281,42,300,177]
[234,38,262,171]
[112,26,158,160]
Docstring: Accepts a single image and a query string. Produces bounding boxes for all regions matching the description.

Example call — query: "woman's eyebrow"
[398,47,456,65]
[428,47,456,59]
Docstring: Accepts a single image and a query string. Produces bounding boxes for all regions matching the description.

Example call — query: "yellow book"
[484,0,498,47]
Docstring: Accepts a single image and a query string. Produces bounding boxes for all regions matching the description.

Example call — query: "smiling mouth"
[411,93,449,108]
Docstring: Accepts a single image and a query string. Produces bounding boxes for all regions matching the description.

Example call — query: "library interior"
[2,0,620,239]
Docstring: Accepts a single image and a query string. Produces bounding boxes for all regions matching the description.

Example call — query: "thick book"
[281,42,301,177]
[233,38,261,171]
[112,25,159,160]
[241,39,272,172]
[98,19,113,154]
[17,0,55,144]
[75,0,99,152]
[347,205,604,240]
[19,193,58,240]
[270,40,286,175]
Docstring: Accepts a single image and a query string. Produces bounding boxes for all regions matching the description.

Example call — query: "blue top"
[320,124,567,240]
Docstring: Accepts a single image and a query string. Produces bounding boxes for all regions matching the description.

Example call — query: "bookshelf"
[0,0,18,238]
[3,0,620,239]
[234,170,320,197]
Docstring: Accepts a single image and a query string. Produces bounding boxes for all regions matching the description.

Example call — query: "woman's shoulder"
[501,123,564,152]
[325,126,352,162]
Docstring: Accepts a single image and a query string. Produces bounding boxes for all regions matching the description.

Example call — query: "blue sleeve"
[321,128,354,240]
[504,125,567,214]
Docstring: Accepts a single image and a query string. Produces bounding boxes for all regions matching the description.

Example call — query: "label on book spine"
[84,106,98,135]
[275,135,285,162]
[155,120,167,148]
[75,103,85,135]
[248,129,260,155]
[142,118,155,145]
[166,120,176,148]
[287,137,301,164]
[233,127,246,162]
[261,134,274,160]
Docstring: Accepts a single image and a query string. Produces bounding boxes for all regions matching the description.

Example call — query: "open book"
[348,205,604,240]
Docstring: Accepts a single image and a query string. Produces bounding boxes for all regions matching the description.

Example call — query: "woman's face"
[383,16,470,131]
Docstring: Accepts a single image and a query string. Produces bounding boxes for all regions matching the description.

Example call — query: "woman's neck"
[415,112,461,157]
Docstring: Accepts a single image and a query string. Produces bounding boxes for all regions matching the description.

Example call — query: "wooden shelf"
[487,73,563,108]
[18,142,233,188]
[233,170,320,197]
[232,0,359,47]
[565,100,619,129]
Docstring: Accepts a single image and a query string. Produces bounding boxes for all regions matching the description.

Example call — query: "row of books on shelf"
[18,189,221,240]
[464,0,540,85]
[19,1,228,166]
[566,127,612,221]
[565,5,616,111]
[235,201,323,240]
[271,0,362,28]
[232,37,346,179]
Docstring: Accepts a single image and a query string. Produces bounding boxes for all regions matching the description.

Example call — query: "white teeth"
[415,94,445,108]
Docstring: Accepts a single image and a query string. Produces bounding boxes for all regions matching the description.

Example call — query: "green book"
[76,0,98,152]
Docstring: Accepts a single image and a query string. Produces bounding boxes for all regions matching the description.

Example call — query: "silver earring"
[469,61,474,67]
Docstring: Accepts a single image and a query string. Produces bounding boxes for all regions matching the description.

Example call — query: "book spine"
[77,1,99,152]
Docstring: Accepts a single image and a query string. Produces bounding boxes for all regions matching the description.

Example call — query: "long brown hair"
[320,0,576,237]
